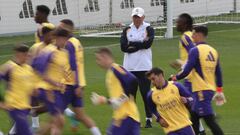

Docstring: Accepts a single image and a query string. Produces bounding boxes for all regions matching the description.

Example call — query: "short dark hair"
[95,47,113,57]
[14,44,29,52]
[53,28,70,37]
[193,25,208,37]
[36,5,50,16]
[146,67,164,77]
[42,26,54,35]
[60,19,74,28]
[179,13,193,30]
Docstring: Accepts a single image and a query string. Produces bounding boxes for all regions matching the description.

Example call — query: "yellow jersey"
[63,37,86,87]
[32,44,68,91]
[176,42,223,92]
[106,63,140,122]
[0,60,36,109]
[29,42,47,62]
[30,42,51,90]
[179,31,194,62]
[148,81,192,133]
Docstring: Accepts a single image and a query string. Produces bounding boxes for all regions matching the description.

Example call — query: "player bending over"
[146,67,195,135]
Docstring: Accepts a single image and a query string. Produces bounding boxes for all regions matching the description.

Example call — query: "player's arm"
[90,92,128,110]
[0,64,11,107]
[128,26,155,49]
[120,27,139,53]
[146,91,161,122]
[213,58,226,105]
[215,59,223,89]
[175,47,199,80]
[174,82,193,108]
[147,91,169,127]
[65,42,80,87]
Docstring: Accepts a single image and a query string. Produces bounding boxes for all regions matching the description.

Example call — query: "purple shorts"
[63,85,83,109]
[107,117,140,135]
[37,89,65,115]
[8,109,33,135]
[168,126,195,135]
[192,90,215,116]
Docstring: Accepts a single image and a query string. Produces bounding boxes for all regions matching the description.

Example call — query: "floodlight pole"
[166,0,173,38]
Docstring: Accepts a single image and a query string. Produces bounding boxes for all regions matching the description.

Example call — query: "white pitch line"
[0,43,120,58]
[84,43,119,49]
[1,28,240,57]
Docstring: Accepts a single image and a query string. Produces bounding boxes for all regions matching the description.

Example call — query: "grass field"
[0,24,240,135]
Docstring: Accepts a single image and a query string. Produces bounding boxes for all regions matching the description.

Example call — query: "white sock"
[9,123,16,134]
[199,119,205,132]
[90,127,101,135]
[64,108,75,117]
[146,118,152,122]
[32,116,40,128]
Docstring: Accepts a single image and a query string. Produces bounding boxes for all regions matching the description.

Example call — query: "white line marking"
[1,28,240,58]
[0,43,120,58]
[84,43,119,49]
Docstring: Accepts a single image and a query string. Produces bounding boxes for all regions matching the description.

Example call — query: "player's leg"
[203,114,223,135]
[50,91,65,134]
[31,96,41,130]
[64,107,80,131]
[200,90,223,135]
[135,71,152,128]
[129,72,139,100]
[38,90,65,134]
[8,109,33,135]
[63,86,80,131]
[73,107,101,135]
[8,123,16,135]
[195,90,223,135]
[191,111,200,134]
[198,120,206,135]
[70,85,101,135]
[184,79,206,135]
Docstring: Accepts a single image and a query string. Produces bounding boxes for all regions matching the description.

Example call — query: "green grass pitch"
[0,24,240,134]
